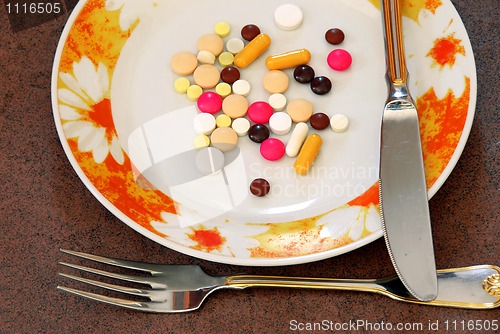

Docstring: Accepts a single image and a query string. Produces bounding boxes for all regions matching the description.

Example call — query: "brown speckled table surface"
[1,1,498,333]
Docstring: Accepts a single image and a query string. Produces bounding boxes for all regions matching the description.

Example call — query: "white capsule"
[226,38,245,54]
[269,112,292,135]
[330,114,349,132]
[193,113,216,135]
[268,93,287,111]
[231,117,251,136]
[286,122,309,157]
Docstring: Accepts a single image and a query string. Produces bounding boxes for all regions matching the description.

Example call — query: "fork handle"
[382,0,407,85]
[225,275,383,293]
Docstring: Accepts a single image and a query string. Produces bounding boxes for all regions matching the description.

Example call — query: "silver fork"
[58,249,500,312]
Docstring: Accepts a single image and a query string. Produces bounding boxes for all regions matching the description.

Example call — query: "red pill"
[247,101,274,124]
[197,91,223,114]
[260,138,285,161]
[327,49,352,71]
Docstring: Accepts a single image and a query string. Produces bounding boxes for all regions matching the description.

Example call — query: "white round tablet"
[330,114,349,132]
[268,93,287,111]
[269,112,292,135]
[274,4,304,31]
[231,118,251,136]
[193,113,216,135]
[232,79,251,96]
[226,38,245,54]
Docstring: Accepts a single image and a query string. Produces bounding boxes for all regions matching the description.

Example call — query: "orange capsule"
[294,134,323,175]
[233,34,271,69]
[265,48,311,70]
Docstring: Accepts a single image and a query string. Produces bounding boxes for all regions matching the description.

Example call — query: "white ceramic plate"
[52,0,476,265]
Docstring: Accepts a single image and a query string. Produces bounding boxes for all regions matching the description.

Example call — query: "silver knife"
[379,0,438,301]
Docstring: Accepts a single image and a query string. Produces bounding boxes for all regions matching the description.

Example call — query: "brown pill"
[262,70,289,94]
[171,51,198,75]
[309,113,330,130]
[193,64,220,89]
[198,34,224,56]
[221,66,241,84]
[325,28,345,45]
[250,178,270,197]
[286,98,313,122]
[210,127,238,152]
[241,24,261,41]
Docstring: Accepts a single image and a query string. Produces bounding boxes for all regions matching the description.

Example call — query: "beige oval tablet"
[198,33,224,56]
[286,98,313,122]
[262,70,289,94]
[171,51,198,75]
[197,50,216,64]
[193,64,220,89]
[222,94,249,118]
[210,127,238,152]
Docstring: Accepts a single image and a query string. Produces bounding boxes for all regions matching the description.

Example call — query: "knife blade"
[379,0,438,301]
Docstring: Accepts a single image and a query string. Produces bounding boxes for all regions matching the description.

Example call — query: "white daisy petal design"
[92,136,110,164]
[59,72,87,100]
[59,105,82,121]
[151,212,269,258]
[432,66,467,101]
[105,0,157,31]
[105,0,124,11]
[58,88,91,111]
[96,62,110,102]
[317,204,380,242]
[317,206,360,239]
[110,136,125,165]
[365,205,382,232]
[348,217,364,241]
[63,120,94,141]
[79,127,106,153]
[73,56,105,104]
[216,226,268,258]
[405,5,470,100]
[58,57,124,165]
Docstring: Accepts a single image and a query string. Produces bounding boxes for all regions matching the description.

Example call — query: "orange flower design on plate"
[427,33,466,68]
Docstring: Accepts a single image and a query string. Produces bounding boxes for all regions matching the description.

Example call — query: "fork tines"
[57,249,169,311]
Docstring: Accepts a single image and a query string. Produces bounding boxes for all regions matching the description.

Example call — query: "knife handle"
[381,0,407,86]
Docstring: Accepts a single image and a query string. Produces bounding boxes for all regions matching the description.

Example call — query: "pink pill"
[247,101,274,124]
[260,138,285,161]
[327,49,352,71]
[197,91,223,114]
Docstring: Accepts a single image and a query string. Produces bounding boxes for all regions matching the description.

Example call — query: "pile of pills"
[170,4,352,197]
